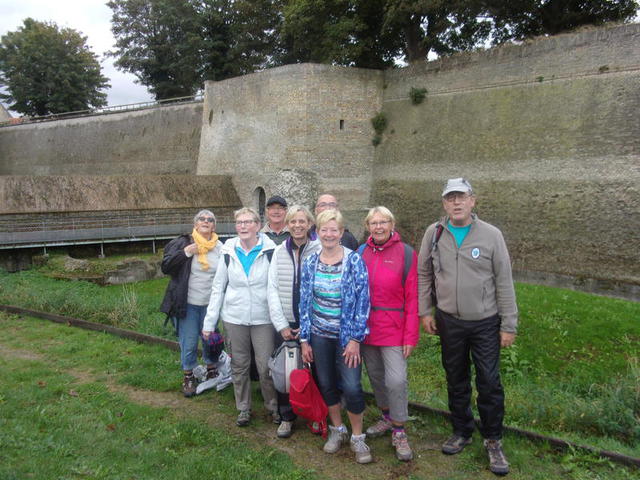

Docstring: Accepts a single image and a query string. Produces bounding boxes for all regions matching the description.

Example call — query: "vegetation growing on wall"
[409,87,428,105]
[371,111,388,146]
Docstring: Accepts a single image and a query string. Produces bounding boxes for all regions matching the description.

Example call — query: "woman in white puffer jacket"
[203,207,278,427]
[267,205,321,438]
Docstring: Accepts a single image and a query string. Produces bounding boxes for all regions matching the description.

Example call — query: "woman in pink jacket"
[359,206,419,462]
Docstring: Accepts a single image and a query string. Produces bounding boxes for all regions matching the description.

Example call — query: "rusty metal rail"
[0,303,638,469]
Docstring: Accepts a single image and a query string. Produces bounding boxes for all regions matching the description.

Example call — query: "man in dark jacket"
[261,195,290,245]
[311,193,359,251]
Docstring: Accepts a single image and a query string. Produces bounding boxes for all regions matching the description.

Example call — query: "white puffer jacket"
[267,237,321,332]
[203,234,277,331]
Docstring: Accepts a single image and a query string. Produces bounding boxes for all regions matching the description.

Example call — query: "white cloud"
[0,0,154,111]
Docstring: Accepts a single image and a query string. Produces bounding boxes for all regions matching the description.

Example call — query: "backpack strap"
[401,242,415,285]
[357,244,366,255]
[430,223,445,306]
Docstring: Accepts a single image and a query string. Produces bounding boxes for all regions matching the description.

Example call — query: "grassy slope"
[0,260,638,456]
[1,313,637,480]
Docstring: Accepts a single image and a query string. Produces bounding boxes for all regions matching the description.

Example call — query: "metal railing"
[0,212,235,250]
[0,94,204,128]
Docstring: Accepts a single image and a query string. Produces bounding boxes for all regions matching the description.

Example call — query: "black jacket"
[160,234,192,319]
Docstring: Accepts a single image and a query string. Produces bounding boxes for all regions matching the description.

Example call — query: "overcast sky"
[0,0,154,113]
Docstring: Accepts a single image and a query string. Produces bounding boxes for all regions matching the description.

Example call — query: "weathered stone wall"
[0,175,240,214]
[373,24,640,285]
[0,102,202,175]
[197,63,383,233]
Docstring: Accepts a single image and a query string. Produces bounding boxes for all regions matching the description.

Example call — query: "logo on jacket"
[471,248,480,259]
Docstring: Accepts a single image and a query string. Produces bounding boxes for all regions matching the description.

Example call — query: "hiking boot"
[350,434,373,464]
[484,439,509,476]
[236,410,251,427]
[442,434,472,455]
[391,431,413,461]
[277,421,293,438]
[323,425,348,454]
[182,373,197,398]
[365,417,393,437]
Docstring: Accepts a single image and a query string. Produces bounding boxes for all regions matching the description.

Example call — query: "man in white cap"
[417,178,517,476]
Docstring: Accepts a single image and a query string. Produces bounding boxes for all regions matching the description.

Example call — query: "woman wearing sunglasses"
[161,210,222,397]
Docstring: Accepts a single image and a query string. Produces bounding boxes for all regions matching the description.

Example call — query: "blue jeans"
[310,333,365,414]
[177,304,215,371]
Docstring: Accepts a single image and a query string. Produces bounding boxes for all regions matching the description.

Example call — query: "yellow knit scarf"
[191,229,219,271]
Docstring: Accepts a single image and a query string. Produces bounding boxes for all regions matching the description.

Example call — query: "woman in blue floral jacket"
[299,209,372,464]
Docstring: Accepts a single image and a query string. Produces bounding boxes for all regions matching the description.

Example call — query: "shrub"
[409,87,428,105]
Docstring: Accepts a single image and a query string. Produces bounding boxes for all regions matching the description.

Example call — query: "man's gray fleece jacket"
[417,214,518,333]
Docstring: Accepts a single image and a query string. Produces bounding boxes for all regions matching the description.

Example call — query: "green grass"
[0,264,639,459]
[0,350,314,479]
[36,252,163,276]
[407,284,640,456]
[2,313,637,480]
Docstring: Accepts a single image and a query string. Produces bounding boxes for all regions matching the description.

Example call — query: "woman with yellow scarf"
[161,209,222,397]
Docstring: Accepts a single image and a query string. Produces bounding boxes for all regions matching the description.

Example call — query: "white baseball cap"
[442,178,473,197]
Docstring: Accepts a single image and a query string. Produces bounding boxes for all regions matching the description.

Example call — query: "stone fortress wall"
[0,102,202,176]
[373,23,640,291]
[196,63,384,230]
[0,23,638,296]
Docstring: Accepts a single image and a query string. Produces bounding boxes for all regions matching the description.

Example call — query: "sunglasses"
[197,217,215,223]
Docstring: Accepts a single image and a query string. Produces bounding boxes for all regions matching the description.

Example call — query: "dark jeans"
[436,309,504,440]
[310,333,365,414]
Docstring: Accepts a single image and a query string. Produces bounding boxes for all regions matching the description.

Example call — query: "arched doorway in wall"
[254,187,266,219]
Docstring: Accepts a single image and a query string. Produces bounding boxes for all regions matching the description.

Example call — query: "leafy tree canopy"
[108,0,280,100]
[0,18,109,117]
[107,0,639,97]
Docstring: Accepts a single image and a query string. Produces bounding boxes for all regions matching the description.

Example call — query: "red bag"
[289,367,328,438]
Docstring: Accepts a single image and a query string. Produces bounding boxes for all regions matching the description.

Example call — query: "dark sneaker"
[236,410,251,427]
[484,439,509,475]
[365,417,393,437]
[442,434,472,455]
[391,431,413,461]
[182,374,197,398]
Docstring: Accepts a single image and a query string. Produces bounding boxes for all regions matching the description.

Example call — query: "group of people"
[161,180,518,476]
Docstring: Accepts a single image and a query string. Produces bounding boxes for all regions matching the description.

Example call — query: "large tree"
[0,18,109,117]
[486,0,639,43]
[280,0,403,68]
[108,0,280,99]
[280,0,638,65]
[108,0,205,99]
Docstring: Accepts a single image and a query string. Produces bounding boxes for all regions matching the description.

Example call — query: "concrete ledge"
[514,270,640,302]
